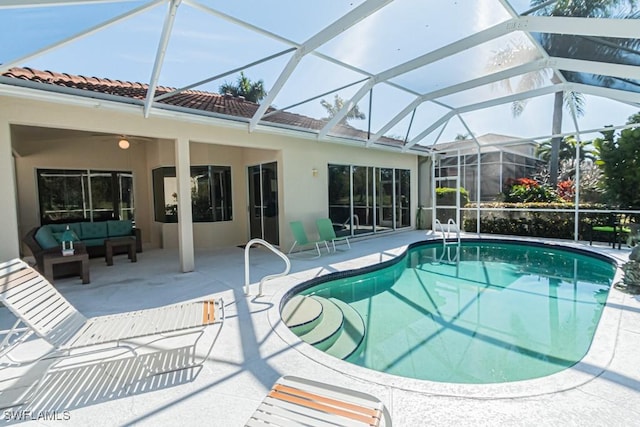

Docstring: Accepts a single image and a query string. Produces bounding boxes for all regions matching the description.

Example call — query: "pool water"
[299,241,616,384]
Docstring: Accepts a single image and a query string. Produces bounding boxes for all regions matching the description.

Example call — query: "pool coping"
[267,236,626,399]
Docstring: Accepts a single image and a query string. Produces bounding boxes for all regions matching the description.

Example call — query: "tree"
[533,0,639,187]
[487,0,638,186]
[218,72,267,103]
[593,112,640,208]
[535,136,595,164]
[320,94,366,125]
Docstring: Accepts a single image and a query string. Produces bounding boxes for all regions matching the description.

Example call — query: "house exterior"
[0,68,423,270]
[433,133,543,203]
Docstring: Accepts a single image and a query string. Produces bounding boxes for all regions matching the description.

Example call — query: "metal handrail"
[434,218,460,244]
[244,238,291,296]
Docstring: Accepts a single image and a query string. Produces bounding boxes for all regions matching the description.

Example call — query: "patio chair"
[589,213,629,250]
[288,221,329,258]
[246,375,392,427]
[0,258,224,370]
[316,218,351,253]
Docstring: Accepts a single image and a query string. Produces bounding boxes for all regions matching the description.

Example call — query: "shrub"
[503,177,562,203]
[462,202,606,240]
[436,187,469,206]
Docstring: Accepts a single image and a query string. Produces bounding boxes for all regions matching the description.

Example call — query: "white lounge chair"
[246,375,392,426]
[0,258,224,369]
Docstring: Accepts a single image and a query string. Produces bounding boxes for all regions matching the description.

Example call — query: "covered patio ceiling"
[1,0,639,153]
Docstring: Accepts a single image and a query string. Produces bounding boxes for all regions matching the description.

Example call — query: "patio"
[2,231,640,426]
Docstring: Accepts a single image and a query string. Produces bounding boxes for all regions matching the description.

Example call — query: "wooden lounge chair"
[0,258,224,369]
[288,221,329,258]
[316,218,351,253]
[246,375,392,426]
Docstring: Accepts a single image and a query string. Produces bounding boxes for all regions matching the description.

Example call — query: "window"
[37,169,134,224]
[328,164,411,235]
[152,166,232,223]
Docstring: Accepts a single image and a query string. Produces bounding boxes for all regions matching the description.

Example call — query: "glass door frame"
[247,162,279,245]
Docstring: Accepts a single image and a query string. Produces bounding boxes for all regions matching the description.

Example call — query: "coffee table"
[105,236,137,266]
[43,252,90,284]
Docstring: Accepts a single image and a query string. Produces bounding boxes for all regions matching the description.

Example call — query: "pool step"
[324,298,366,360]
[285,295,365,360]
[298,296,343,351]
[282,295,323,336]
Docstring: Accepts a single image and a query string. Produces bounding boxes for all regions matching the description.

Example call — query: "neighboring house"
[433,133,543,203]
[0,67,421,269]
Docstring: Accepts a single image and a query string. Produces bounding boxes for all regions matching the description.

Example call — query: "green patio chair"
[316,218,351,253]
[288,221,329,258]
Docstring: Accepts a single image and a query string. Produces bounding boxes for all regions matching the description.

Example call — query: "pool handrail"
[244,238,291,296]
[434,218,460,244]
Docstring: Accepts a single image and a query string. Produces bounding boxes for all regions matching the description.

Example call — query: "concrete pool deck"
[1,230,639,426]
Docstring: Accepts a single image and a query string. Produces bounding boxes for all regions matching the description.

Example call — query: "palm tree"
[218,72,267,103]
[533,0,639,186]
[320,94,366,125]
[487,0,638,186]
[535,136,595,164]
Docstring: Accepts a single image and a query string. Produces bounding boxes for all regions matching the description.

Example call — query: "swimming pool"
[287,240,617,384]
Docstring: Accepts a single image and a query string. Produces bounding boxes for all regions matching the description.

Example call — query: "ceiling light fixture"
[118,137,130,150]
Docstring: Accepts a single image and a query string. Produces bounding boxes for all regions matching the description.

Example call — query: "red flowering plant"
[514,177,539,188]
[503,177,561,203]
[557,180,575,202]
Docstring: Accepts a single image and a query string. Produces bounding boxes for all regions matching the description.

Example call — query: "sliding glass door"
[248,162,279,245]
[328,164,410,237]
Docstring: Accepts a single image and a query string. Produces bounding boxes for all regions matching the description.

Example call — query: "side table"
[43,252,90,284]
[105,236,137,266]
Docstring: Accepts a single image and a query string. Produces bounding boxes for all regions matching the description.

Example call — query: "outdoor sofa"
[23,220,142,277]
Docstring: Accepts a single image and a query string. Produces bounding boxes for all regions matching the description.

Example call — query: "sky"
[1,0,638,147]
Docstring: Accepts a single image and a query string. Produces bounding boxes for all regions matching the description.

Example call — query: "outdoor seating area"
[22,220,142,280]
[22,222,143,282]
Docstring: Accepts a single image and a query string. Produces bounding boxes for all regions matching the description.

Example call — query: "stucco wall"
[1,91,418,258]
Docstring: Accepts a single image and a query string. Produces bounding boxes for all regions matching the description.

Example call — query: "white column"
[0,122,19,261]
[175,137,194,272]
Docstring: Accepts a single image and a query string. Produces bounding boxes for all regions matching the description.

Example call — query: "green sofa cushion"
[48,224,66,233]
[35,226,59,249]
[49,223,83,238]
[107,220,133,237]
[81,222,108,239]
[82,238,106,247]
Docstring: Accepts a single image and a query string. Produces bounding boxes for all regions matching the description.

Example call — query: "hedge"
[462,202,610,240]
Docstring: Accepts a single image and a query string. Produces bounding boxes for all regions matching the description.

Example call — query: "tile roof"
[2,67,404,147]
